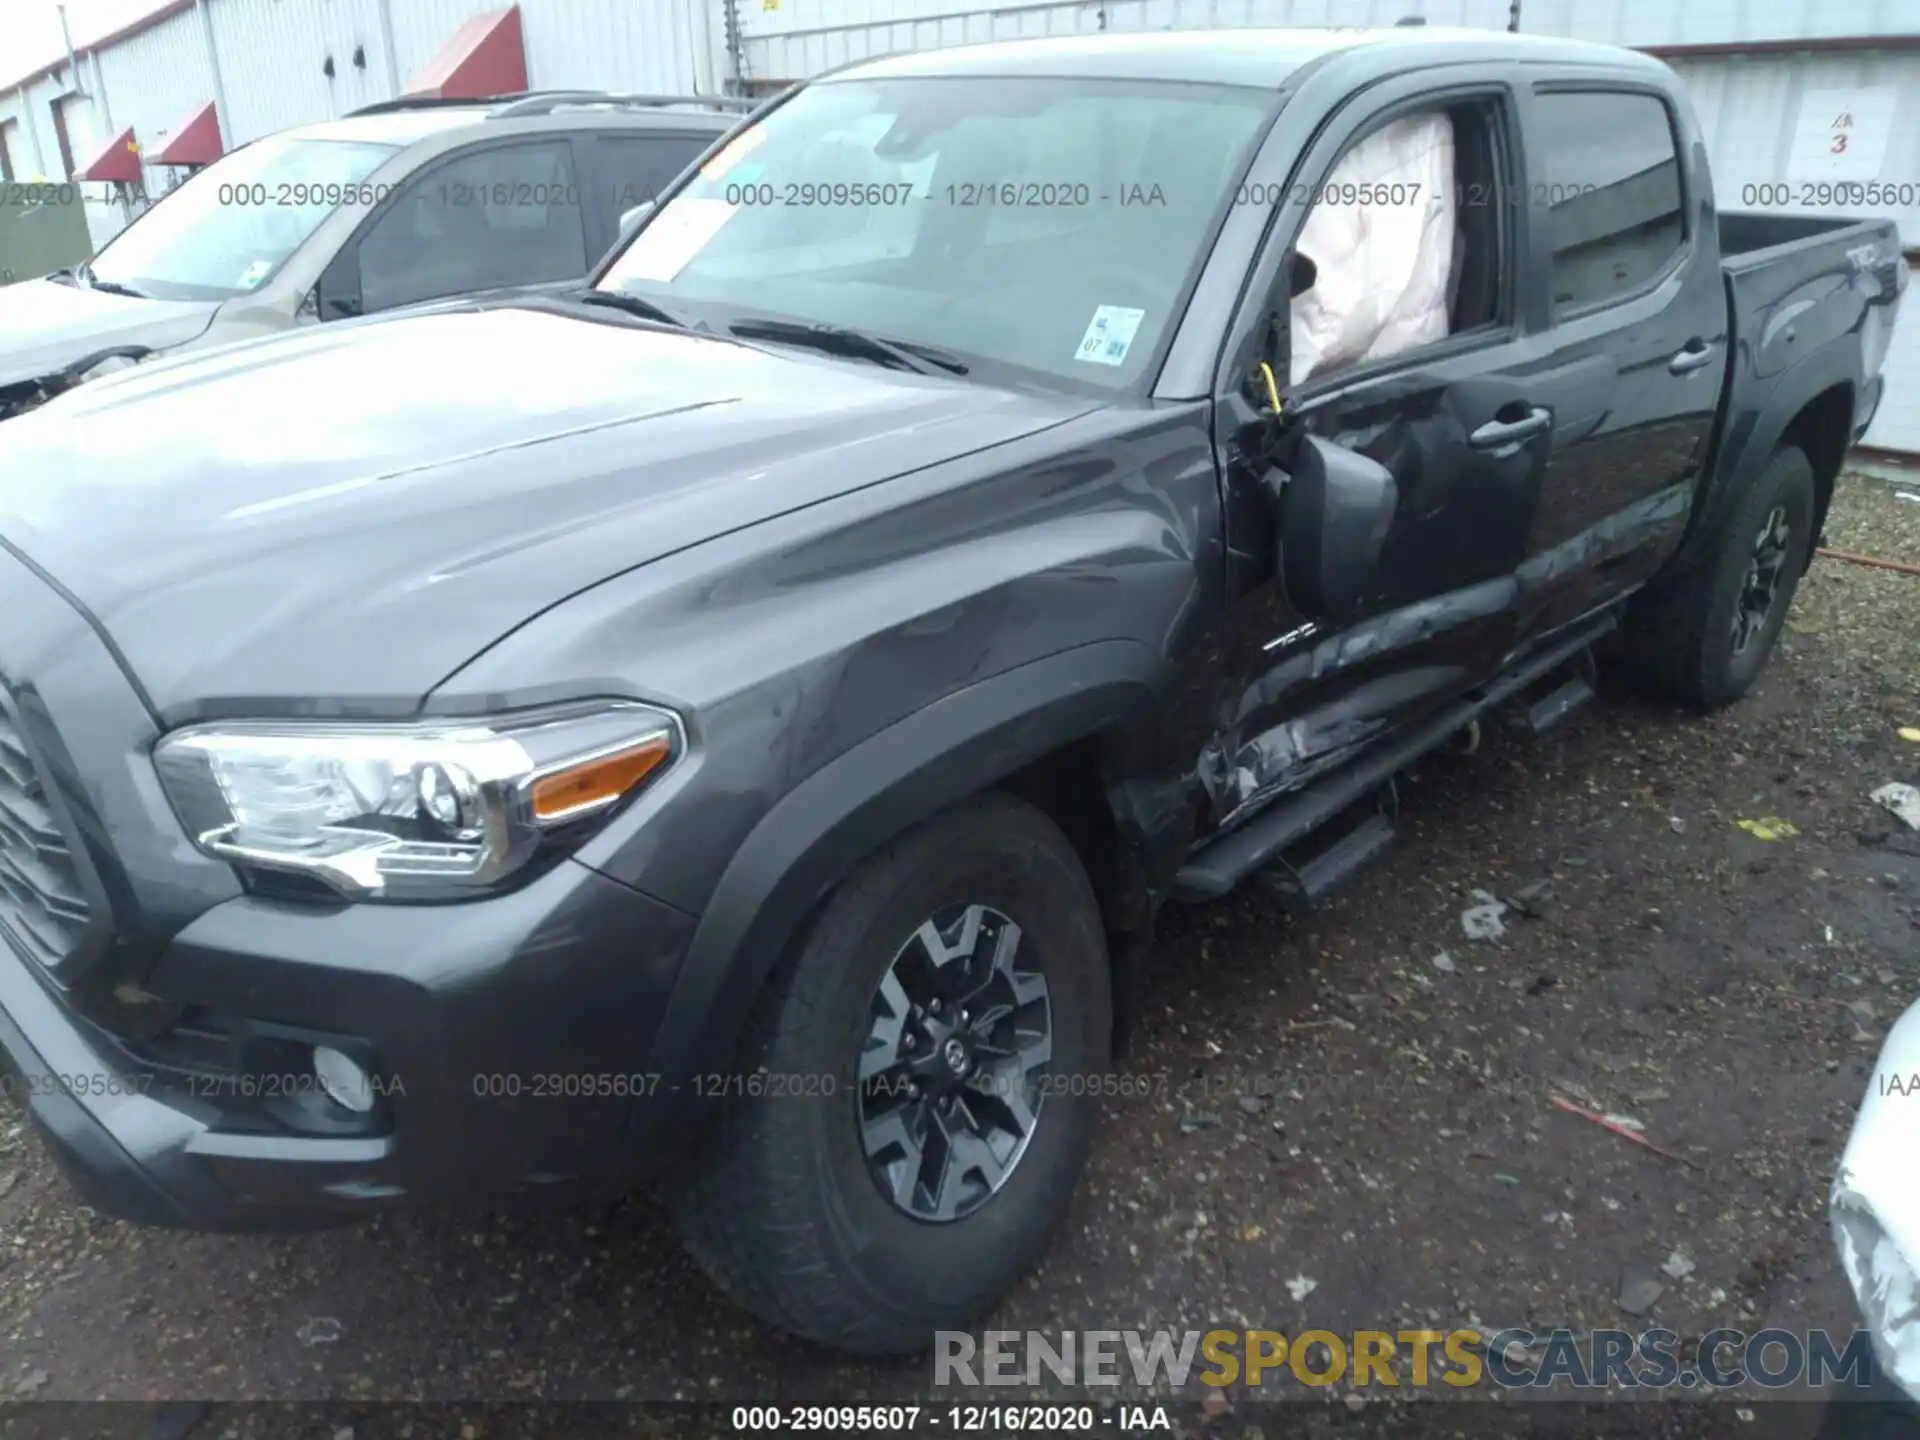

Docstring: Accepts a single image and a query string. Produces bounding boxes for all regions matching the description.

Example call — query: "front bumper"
[0,857,698,1230]
[0,541,700,1231]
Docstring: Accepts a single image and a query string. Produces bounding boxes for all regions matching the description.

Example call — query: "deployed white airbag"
[1290,112,1457,386]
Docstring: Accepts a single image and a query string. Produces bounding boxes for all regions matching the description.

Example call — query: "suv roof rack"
[344,89,754,121]
[487,91,756,118]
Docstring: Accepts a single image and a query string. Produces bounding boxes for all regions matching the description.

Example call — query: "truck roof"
[833,26,1670,88]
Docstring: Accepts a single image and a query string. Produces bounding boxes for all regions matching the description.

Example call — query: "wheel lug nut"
[908,1082,921,1099]
[959,1008,970,1024]
[930,999,942,1014]
[901,1033,914,1051]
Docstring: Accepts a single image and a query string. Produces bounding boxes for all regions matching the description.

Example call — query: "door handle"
[1669,340,1716,375]
[1468,406,1551,451]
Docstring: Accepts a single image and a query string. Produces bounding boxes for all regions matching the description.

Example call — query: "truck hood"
[0,302,1091,719]
[0,276,219,389]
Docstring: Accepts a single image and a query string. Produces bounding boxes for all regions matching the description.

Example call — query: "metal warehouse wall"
[1520,0,1914,45]
[736,0,1513,83]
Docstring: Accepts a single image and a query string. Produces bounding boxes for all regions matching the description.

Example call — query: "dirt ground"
[2,473,1917,1436]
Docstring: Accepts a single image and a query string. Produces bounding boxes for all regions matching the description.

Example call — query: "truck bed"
[1718,211,1887,268]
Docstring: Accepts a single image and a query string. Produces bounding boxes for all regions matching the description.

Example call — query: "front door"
[1204,75,1548,833]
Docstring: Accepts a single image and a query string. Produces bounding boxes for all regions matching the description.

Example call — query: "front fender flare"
[638,639,1164,1112]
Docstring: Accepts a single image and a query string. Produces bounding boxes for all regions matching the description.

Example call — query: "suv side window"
[1531,91,1684,316]
[356,140,589,312]
[596,134,709,217]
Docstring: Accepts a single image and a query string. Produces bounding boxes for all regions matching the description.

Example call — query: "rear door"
[1509,82,1726,639]
[1205,71,1550,829]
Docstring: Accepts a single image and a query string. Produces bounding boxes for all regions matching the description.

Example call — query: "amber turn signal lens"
[530,735,673,822]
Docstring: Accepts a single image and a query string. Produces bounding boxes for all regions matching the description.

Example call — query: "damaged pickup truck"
[0,27,1907,1353]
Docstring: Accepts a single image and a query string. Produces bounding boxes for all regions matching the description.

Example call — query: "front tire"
[1623,444,1817,708]
[668,793,1111,1353]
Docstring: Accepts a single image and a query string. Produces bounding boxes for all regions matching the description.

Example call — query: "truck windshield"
[88,136,398,302]
[595,76,1275,389]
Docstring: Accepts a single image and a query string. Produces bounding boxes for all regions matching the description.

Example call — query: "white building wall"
[388,0,724,98]
[1520,0,1914,46]
[208,0,390,141]
[739,0,1513,82]
[95,9,217,193]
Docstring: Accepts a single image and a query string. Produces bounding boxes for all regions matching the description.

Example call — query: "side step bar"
[1261,810,1398,911]
[1172,613,1617,903]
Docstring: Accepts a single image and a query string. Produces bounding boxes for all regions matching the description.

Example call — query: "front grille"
[0,708,92,968]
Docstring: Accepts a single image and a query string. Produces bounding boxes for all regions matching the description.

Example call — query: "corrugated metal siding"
[739,0,1514,82]
[1666,51,1920,449]
[209,0,389,142]
[1520,0,1916,47]
[388,0,722,97]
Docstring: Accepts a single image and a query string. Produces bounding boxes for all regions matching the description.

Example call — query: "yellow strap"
[1258,361,1283,414]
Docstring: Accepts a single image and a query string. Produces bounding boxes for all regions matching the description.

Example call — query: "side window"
[596,134,708,217]
[1531,91,1684,316]
[1287,100,1506,386]
[356,140,588,313]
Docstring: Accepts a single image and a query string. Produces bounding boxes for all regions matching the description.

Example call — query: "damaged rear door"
[1205,70,1546,830]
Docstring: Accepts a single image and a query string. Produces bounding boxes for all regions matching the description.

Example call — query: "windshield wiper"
[78,265,148,300]
[575,289,688,329]
[727,319,968,377]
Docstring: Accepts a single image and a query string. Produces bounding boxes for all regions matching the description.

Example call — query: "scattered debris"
[297,1316,344,1347]
[1461,890,1509,941]
[12,1369,48,1397]
[1661,1251,1697,1281]
[1900,727,1920,743]
[1178,1112,1221,1135]
[1871,782,1920,831]
[1549,1094,1702,1170]
[1898,493,1920,505]
[1286,1274,1318,1302]
[1202,1390,1232,1418]
[1492,1174,1521,1186]
[1525,973,1558,996]
[1432,951,1457,973]
[1845,998,1877,1025]
[1236,1094,1267,1115]
[1504,879,1557,918]
[1817,547,1920,577]
[1669,815,1687,834]
[1617,1269,1665,1317]
[1736,817,1799,841]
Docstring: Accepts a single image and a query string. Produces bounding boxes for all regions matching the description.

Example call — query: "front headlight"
[153,701,680,901]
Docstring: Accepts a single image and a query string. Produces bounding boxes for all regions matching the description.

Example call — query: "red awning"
[405,5,526,100]
[153,101,222,166]
[79,126,142,183]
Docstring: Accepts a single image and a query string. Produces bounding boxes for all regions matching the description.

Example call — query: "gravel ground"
[2,472,1917,1436]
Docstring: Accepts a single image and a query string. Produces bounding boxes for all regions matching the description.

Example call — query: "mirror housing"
[616,200,656,244]
[1278,435,1397,624]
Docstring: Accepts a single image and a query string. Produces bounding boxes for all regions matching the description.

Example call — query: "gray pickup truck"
[0,26,1905,1355]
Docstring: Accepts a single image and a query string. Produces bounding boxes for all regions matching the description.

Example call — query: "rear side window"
[356,140,589,312]
[596,134,710,216]
[1531,91,1684,316]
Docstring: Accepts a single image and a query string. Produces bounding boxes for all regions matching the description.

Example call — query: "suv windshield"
[89,135,398,301]
[596,76,1275,389]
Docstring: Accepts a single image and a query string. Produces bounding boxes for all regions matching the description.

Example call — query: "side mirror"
[1279,434,1397,624]
[616,200,655,244]
[1289,251,1318,298]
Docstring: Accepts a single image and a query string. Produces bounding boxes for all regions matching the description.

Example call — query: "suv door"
[316,137,593,318]
[1204,72,1546,831]
[1509,83,1725,639]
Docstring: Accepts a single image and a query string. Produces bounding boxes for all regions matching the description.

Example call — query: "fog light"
[313,1045,375,1114]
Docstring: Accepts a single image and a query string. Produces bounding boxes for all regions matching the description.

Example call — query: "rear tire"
[668,793,1111,1354]
[1622,444,1816,708]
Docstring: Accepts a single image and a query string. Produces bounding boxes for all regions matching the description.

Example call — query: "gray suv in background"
[0,91,745,420]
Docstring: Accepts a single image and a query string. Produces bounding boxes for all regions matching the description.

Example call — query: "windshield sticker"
[700,126,767,181]
[237,258,273,290]
[1074,305,1146,367]
[614,197,740,283]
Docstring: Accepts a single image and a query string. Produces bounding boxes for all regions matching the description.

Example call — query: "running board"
[1172,613,1618,903]
[1261,811,1397,911]
[1523,674,1596,735]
